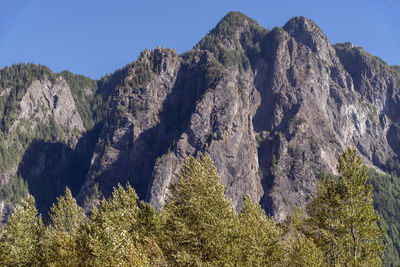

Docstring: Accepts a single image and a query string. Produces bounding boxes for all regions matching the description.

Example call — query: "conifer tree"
[238,195,282,266]
[306,147,385,266]
[162,154,240,266]
[78,183,149,266]
[137,201,166,266]
[0,194,43,266]
[281,207,324,266]
[40,187,85,266]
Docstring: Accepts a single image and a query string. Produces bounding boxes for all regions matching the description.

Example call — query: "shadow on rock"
[18,123,102,216]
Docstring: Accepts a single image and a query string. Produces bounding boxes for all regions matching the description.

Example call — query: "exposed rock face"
[0,76,85,189]
[1,12,399,225]
[77,13,400,222]
[78,47,184,206]
[149,53,262,211]
[250,18,398,220]
[13,77,85,144]
[0,75,89,222]
[0,200,12,225]
[5,77,85,181]
[14,77,85,136]
[77,47,263,212]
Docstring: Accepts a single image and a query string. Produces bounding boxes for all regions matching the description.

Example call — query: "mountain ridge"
[1,11,400,264]
[0,11,398,214]
[77,11,400,216]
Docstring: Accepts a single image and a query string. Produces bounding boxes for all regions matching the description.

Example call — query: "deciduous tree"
[162,154,240,266]
[78,183,149,266]
[40,187,85,266]
[0,194,43,266]
[238,195,283,266]
[306,147,385,266]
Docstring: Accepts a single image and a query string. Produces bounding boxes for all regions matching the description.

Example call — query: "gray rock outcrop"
[1,12,398,224]
[77,12,400,221]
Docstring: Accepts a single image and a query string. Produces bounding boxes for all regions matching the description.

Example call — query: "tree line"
[0,147,384,266]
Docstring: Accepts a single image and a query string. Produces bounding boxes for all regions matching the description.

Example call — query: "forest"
[0,148,384,266]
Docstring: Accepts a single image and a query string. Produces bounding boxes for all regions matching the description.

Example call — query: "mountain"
[78,12,400,216]
[0,64,124,219]
[1,11,400,264]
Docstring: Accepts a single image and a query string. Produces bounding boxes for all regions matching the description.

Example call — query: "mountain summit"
[77,11,400,219]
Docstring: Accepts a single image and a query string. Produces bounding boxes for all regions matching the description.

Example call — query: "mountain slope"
[0,64,123,218]
[75,13,400,265]
[79,12,400,218]
[1,11,400,265]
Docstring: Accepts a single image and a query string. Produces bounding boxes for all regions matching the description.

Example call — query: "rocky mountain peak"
[212,11,262,36]
[194,11,268,72]
[283,16,333,64]
[71,12,400,222]
[283,16,329,48]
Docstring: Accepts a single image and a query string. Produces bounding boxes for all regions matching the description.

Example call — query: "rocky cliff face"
[76,12,400,222]
[1,12,399,225]
[0,74,87,221]
[0,66,118,222]
[0,76,85,183]
[13,77,85,142]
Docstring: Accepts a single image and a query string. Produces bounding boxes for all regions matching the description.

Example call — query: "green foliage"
[137,200,162,240]
[0,194,43,266]
[238,195,282,266]
[181,50,227,92]
[194,11,267,72]
[204,56,227,89]
[0,64,119,215]
[281,207,325,266]
[334,43,390,96]
[127,62,153,88]
[306,147,385,266]
[334,43,388,68]
[61,67,125,131]
[0,150,388,266]
[40,188,86,266]
[137,201,166,266]
[124,51,161,88]
[97,65,128,97]
[0,64,56,132]
[0,174,29,203]
[0,64,56,91]
[47,187,85,233]
[162,154,240,266]
[149,48,165,74]
[79,183,149,266]
[60,71,103,130]
[368,158,400,266]
[128,99,149,116]
[0,116,66,176]
[83,182,102,209]
[0,64,119,170]
[196,33,247,72]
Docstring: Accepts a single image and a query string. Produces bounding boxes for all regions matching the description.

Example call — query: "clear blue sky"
[1,0,399,79]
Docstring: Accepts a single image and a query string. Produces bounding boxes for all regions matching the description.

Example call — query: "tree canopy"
[306,147,385,266]
[0,149,385,266]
